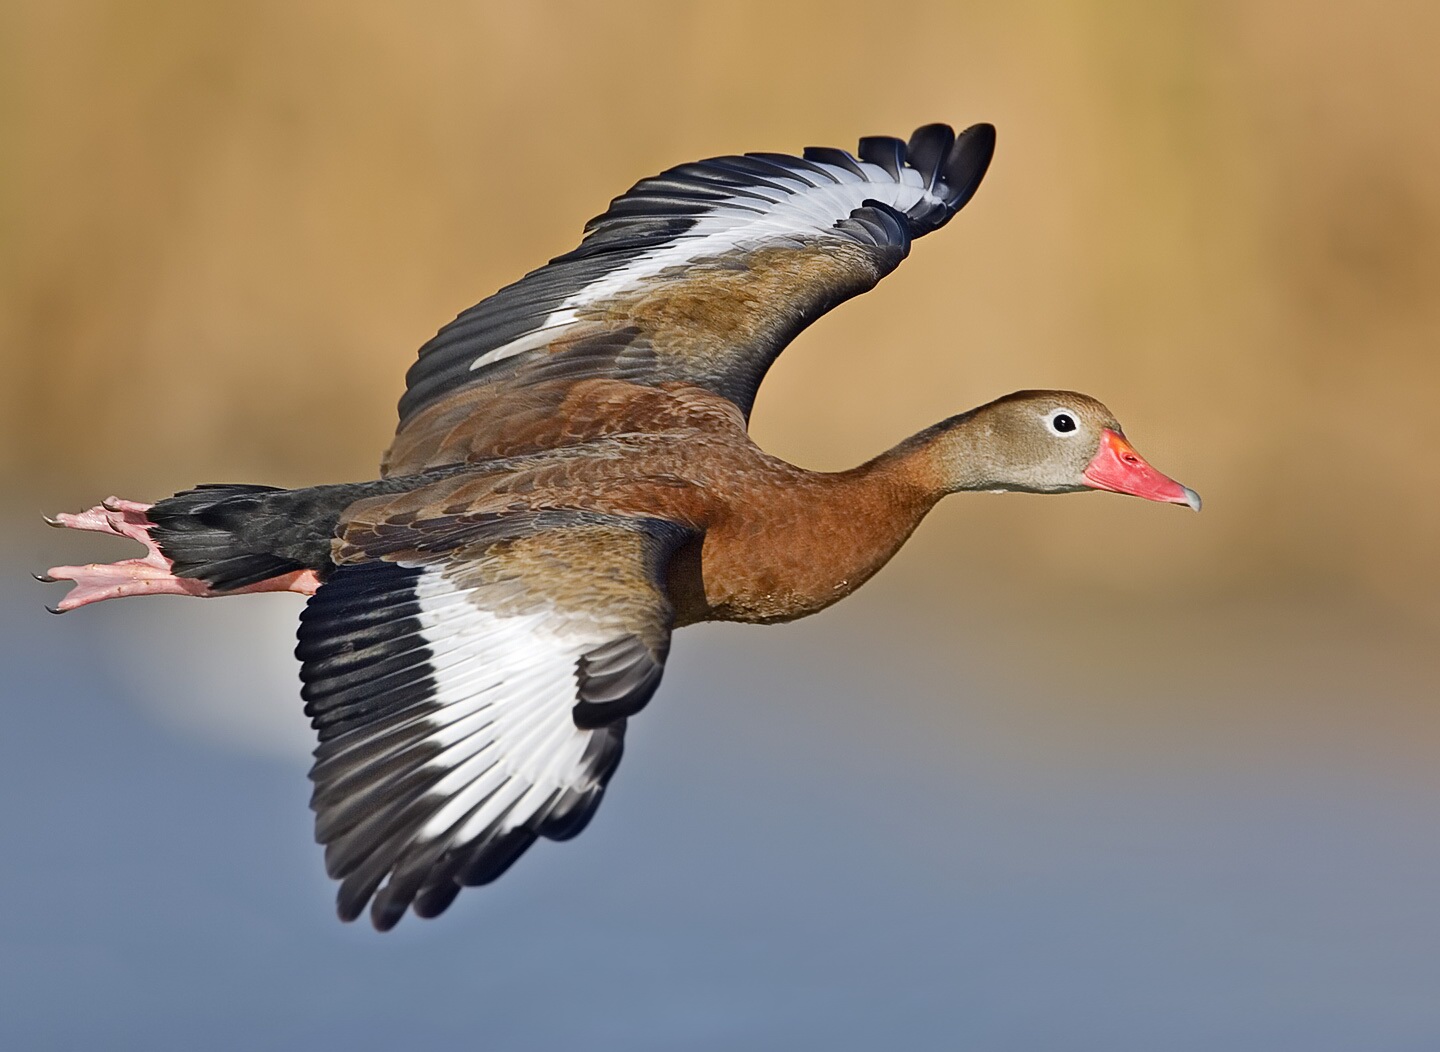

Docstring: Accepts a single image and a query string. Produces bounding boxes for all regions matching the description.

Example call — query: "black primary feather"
[905,124,956,191]
[857,135,906,179]
[942,122,997,212]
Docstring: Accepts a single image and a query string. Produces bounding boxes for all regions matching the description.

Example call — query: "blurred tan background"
[3,3,1440,1045]
[6,0,1439,592]
[6,0,1437,739]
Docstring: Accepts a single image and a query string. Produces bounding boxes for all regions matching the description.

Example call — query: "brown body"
[352,383,942,627]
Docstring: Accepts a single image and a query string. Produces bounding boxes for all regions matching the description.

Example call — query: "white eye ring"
[1045,408,1080,436]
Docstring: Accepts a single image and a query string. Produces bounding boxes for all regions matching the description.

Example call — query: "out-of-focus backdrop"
[3,3,1437,1049]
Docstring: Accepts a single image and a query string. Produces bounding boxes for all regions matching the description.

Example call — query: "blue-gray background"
[4,519,1436,1049]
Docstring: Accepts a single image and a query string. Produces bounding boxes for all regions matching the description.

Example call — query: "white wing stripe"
[407,573,599,843]
[469,161,945,372]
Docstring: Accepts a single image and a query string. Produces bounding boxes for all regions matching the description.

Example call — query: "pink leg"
[41,496,320,613]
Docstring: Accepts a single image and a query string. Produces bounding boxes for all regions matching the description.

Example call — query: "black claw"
[45,604,63,615]
[32,572,57,583]
[42,514,63,528]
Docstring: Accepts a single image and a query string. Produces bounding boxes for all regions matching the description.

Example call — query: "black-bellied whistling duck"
[42,123,1199,930]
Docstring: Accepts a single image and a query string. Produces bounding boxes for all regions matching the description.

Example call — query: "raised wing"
[295,509,694,930]
[384,122,995,475]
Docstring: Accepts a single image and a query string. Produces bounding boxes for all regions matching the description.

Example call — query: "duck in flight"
[43,122,1199,930]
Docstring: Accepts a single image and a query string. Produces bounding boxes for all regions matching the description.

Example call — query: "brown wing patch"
[384,378,749,476]
[383,239,894,475]
[573,239,896,407]
[338,440,716,567]
[450,521,681,656]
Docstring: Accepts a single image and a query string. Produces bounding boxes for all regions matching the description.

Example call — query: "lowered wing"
[297,508,693,929]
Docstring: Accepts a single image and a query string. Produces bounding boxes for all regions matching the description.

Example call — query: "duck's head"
[935,390,1201,510]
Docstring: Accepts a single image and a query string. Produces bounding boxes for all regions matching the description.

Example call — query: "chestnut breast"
[378,380,935,627]
[665,455,935,626]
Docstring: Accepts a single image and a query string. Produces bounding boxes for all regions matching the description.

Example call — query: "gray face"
[962,390,1124,494]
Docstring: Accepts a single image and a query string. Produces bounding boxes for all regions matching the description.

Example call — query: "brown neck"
[780,416,998,607]
[826,437,949,556]
[872,410,997,495]
[688,425,967,624]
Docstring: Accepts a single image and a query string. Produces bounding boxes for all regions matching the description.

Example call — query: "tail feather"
[148,484,310,591]
[146,472,459,592]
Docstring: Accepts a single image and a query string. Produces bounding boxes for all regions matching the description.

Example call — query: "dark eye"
[1048,411,1077,435]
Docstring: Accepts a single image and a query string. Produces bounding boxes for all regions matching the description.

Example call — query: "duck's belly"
[667,517,876,627]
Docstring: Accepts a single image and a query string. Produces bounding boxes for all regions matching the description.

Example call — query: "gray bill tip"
[1181,486,1202,512]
